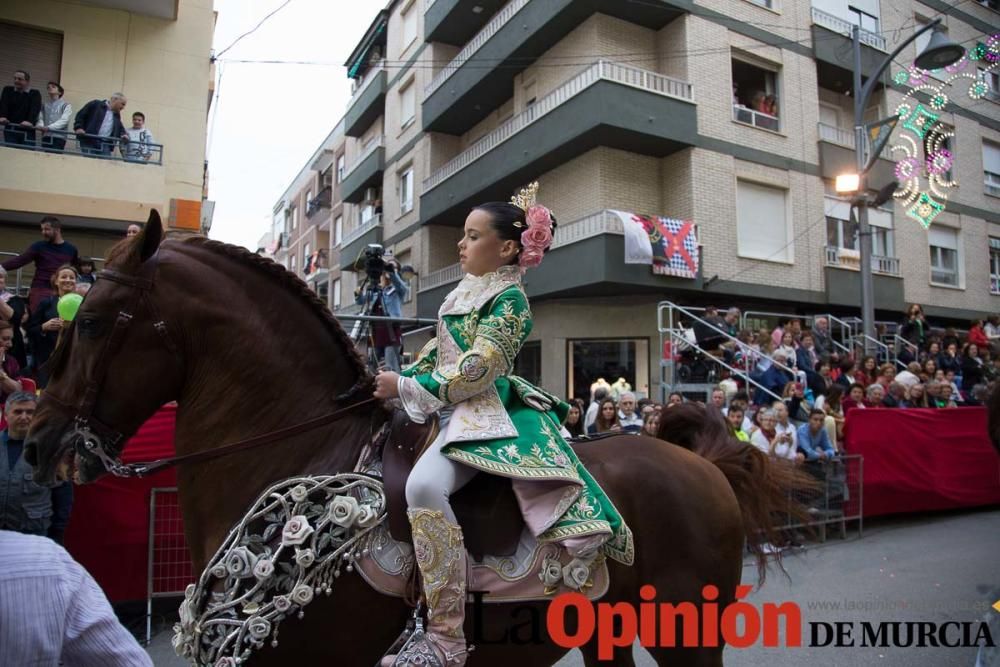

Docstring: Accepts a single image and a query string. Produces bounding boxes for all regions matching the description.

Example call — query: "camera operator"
[355,254,409,372]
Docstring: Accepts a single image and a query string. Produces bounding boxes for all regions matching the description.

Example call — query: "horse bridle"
[44,249,377,479]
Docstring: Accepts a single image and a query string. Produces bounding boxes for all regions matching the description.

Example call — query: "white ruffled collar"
[439,264,523,316]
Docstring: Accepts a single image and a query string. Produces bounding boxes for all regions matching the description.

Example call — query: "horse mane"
[175,236,373,396]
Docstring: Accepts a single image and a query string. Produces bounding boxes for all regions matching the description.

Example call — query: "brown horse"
[27,212,808,666]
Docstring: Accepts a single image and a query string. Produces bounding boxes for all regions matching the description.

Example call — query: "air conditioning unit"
[363,187,378,203]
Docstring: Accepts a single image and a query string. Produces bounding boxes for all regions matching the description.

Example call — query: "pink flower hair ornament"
[518,205,554,270]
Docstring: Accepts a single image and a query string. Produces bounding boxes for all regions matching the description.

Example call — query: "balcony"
[417,210,703,317]
[339,215,383,270]
[422,0,687,135]
[424,0,508,46]
[810,7,888,85]
[80,0,177,19]
[306,186,332,218]
[816,122,895,186]
[823,246,904,310]
[732,105,780,132]
[341,136,385,204]
[345,61,387,138]
[823,245,900,276]
[0,129,170,226]
[421,61,696,225]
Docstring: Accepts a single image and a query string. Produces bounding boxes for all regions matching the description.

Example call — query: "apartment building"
[0,0,215,286]
[267,122,348,309]
[295,0,1000,401]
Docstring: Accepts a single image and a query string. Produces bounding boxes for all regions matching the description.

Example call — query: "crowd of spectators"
[0,69,157,161]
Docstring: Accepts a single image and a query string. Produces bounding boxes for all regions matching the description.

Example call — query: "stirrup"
[378,609,471,667]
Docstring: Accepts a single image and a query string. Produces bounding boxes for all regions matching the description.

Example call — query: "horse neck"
[164,243,380,568]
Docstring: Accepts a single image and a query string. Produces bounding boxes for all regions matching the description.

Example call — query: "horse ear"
[140,209,163,263]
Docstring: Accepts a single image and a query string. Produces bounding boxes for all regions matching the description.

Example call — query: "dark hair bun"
[473,202,558,254]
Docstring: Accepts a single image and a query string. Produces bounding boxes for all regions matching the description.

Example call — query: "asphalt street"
[146,508,1000,666]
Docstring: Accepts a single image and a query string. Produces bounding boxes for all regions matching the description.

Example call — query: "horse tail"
[657,404,816,585]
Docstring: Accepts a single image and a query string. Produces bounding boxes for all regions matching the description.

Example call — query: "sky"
[206,0,383,249]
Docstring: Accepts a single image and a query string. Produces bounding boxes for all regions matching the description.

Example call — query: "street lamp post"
[848,18,963,355]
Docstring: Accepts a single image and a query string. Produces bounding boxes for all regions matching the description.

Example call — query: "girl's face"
[566,406,580,424]
[968,344,979,357]
[924,360,936,374]
[934,370,945,381]
[782,332,793,346]
[644,414,659,434]
[601,402,616,419]
[55,268,77,296]
[928,343,940,355]
[911,386,924,398]
[668,394,682,406]
[864,358,876,371]
[850,387,864,402]
[457,209,519,277]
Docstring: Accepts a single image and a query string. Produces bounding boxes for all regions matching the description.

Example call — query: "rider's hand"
[373,370,400,399]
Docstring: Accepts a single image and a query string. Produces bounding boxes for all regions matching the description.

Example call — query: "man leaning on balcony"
[74,93,129,156]
[0,70,42,147]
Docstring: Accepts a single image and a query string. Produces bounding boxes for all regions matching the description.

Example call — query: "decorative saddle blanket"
[173,473,608,667]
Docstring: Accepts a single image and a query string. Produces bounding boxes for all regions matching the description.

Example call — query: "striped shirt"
[0,530,153,666]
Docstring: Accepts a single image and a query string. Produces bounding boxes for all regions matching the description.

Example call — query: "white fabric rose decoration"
[225,547,258,578]
[281,515,314,547]
[329,495,361,528]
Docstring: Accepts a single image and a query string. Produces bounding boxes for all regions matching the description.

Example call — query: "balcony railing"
[732,105,779,131]
[810,6,887,52]
[424,0,531,98]
[0,127,164,165]
[343,135,385,179]
[424,61,694,191]
[419,209,627,292]
[824,245,900,276]
[817,122,893,160]
[342,214,382,247]
[348,59,385,106]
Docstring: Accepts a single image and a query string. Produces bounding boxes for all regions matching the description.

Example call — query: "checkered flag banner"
[613,210,699,280]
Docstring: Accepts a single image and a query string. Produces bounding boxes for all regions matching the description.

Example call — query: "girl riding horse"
[372,184,632,666]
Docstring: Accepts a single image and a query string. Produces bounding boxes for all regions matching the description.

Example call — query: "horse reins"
[44,248,379,479]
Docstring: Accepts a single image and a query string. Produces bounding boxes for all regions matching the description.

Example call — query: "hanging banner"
[612,210,699,279]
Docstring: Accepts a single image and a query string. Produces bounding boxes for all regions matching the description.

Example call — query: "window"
[990,237,1000,295]
[399,167,414,215]
[928,226,960,287]
[291,206,299,230]
[303,242,312,274]
[336,155,345,183]
[736,180,791,262]
[848,6,879,33]
[514,341,542,387]
[978,67,999,99]
[567,339,650,404]
[747,0,774,8]
[316,280,329,300]
[825,197,858,250]
[290,253,297,274]
[924,124,954,181]
[400,80,416,129]
[333,278,342,309]
[0,23,63,89]
[984,141,1000,197]
[401,2,417,48]
[334,215,343,246]
[731,57,780,131]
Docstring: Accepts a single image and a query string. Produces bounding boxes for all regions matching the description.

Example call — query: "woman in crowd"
[967,319,989,350]
[823,384,846,447]
[835,356,859,388]
[775,331,798,369]
[563,398,586,438]
[27,264,78,389]
[666,392,684,407]
[906,383,929,408]
[866,383,886,408]
[641,410,660,438]
[842,382,868,414]
[938,342,962,375]
[921,340,942,366]
[588,398,621,434]
[900,303,928,352]
[961,343,985,391]
[921,357,937,382]
[856,355,878,388]
[782,380,812,421]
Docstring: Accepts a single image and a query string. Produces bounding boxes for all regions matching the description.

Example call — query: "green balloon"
[57,293,84,321]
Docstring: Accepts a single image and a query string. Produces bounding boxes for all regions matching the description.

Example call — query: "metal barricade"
[146,487,194,645]
[778,453,864,542]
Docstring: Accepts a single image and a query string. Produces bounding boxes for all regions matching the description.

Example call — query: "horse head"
[27,210,184,485]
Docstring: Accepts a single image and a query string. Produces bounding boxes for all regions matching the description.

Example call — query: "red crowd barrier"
[845,407,1000,518]
[64,404,181,602]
